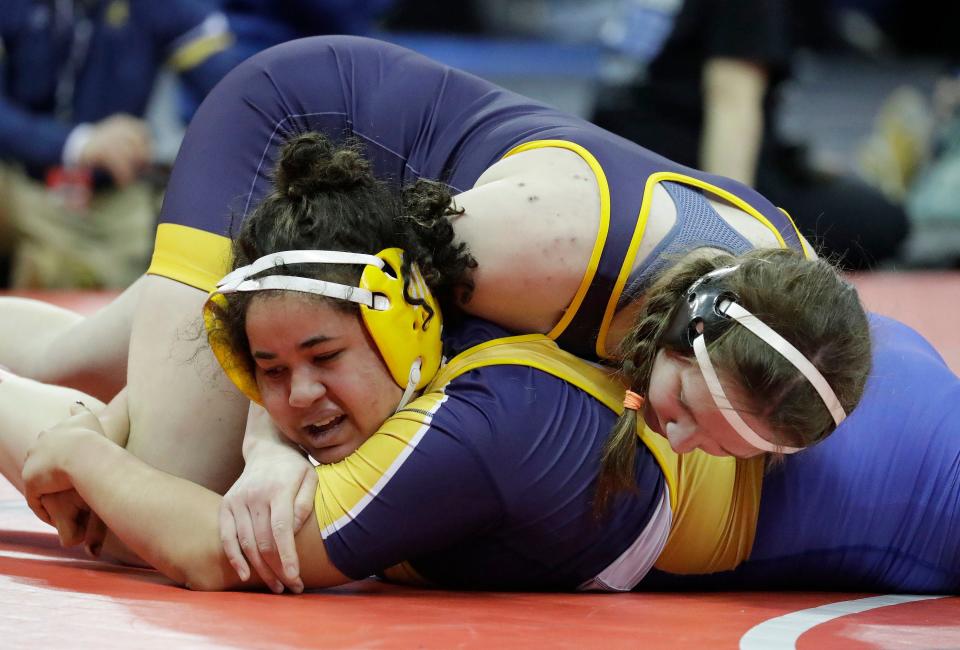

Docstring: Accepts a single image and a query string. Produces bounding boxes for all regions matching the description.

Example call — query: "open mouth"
[304,414,347,441]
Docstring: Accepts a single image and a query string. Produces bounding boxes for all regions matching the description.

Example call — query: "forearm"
[67,436,243,590]
[242,403,303,460]
[699,58,767,186]
[0,97,73,168]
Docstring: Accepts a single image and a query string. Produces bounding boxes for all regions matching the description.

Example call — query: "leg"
[8,174,155,290]
[124,275,248,492]
[0,369,106,492]
[0,275,249,492]
[0,277,142,401]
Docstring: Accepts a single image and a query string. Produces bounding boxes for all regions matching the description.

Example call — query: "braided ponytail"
[595,254,728,510]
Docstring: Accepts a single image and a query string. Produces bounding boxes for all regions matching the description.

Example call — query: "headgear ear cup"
[359,248,443,389]
[203,292,265,404]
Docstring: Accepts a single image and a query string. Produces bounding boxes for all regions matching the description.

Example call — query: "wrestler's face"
[245,292,402,464]
[645,349,775,458]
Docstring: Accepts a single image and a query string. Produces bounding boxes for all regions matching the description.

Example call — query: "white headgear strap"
[216,250,390,310]
[692,297,847,454]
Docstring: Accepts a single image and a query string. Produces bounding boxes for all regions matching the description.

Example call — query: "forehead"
[245,292,357,338]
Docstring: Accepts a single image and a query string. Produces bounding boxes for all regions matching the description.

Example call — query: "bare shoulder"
[450,146,603,333]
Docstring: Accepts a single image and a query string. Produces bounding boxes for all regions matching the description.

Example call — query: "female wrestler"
[9,134,950,595]
[0,38,865,584]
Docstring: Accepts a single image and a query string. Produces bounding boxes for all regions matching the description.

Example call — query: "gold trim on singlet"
[500,140,611,344]
[147,223,233,291]
[595,172,813,359]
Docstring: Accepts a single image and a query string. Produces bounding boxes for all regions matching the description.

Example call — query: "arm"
[0,95,75,170]
[0,25,148,173]
[23,409,347,591]
[699,57,768,186]
[154,2,242,99]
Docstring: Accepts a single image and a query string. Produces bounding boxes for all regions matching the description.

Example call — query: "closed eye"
[313,350,341,365]
[259,365,286,379]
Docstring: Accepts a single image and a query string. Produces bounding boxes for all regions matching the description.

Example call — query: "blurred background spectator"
[222,0,396,58]
[176,0,396,120]
[590,0,911,270]
[0,0,242,289]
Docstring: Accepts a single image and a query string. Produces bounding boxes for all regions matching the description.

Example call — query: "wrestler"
[0,38,866,587]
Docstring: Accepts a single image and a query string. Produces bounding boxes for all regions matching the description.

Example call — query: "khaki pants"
[0,164,158,289]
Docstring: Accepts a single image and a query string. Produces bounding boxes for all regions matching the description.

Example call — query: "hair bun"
[275,133,372,199]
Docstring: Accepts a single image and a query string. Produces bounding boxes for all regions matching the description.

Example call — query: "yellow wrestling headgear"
[203,248,443,409]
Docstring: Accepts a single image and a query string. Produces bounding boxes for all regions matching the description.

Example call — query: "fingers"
[63,402,106,434]
[253,504,303,594]
[269,498,303,593]
[26,490,53,527]
[292,468,318,533]
[80,115,153,186]
[233,504,285,594]
[218,503,250,582]
[83,511,107,558]
[40,492,85,547]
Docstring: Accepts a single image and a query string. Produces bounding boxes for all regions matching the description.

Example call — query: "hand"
[21,403,108,548]
[77,114,152,186]
[39,490,106,556]
[219,407,316,594]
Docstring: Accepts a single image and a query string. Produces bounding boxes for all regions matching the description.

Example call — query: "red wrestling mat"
[850,271,960,373]
[0,477,956,649]
[0,474,960,650]
[1,273,958,649]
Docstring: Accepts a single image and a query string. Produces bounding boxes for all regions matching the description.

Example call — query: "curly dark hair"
[209,131,477,375]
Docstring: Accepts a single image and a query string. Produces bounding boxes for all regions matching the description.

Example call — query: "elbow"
[163,548,239,592]
[180,567,230,592]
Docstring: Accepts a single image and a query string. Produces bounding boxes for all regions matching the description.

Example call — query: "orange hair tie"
[623,390,645,411]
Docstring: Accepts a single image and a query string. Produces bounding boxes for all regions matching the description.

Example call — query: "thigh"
[0,370,106,493]
[124,275,248,492]
[0,278,141,401]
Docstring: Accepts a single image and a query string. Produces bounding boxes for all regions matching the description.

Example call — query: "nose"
[665,420,699,454]
[289,367,326,408]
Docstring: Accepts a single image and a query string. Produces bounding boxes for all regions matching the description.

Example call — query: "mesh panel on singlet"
[619,181,752,307]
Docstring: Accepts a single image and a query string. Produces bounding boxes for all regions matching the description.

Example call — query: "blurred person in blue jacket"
[176,0,395,127]
[223,0,395,58]
[0,0,242,289]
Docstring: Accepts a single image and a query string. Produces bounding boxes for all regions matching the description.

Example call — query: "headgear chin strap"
[662,266,846,455]
[203,248,443,413]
